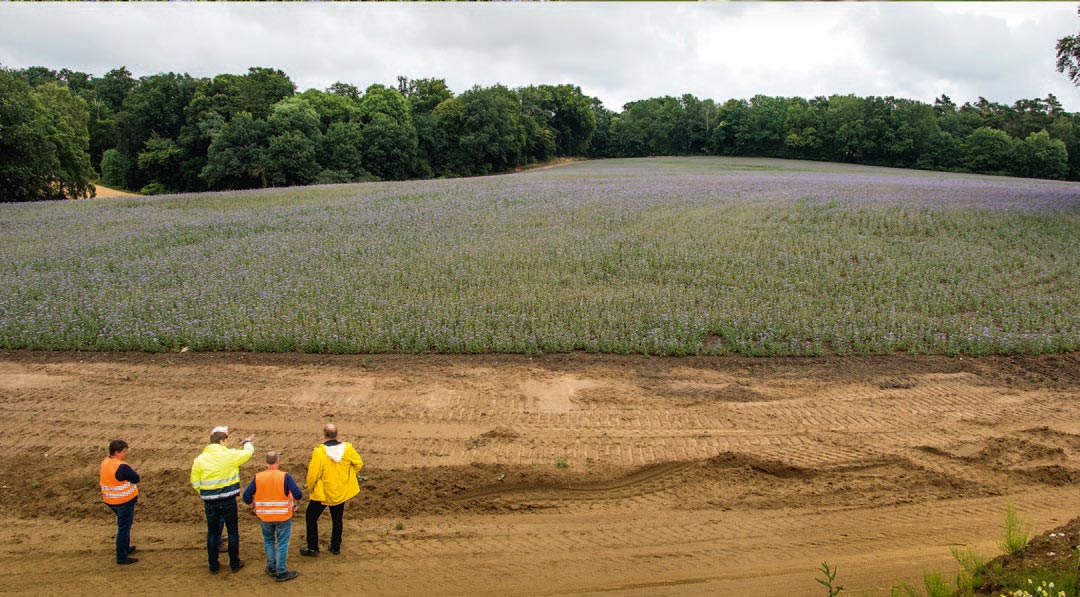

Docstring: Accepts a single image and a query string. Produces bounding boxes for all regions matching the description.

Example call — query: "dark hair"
[210,431,229,444]
[266,451,279,465]
[108,439,128,456]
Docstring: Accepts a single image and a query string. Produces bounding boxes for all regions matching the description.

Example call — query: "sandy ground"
[1,351,1079,596]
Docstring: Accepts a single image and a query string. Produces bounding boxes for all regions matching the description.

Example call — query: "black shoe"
[231,560,245,573]
[209,567,220,575]
[127,546,136,555]
[117,557,138,565]
[276,571,299,582]
[265,566,276,577]
[299,547,318,557]
[329,546,340,555]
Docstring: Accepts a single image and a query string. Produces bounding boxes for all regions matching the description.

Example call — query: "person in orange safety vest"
[242,451,302,582]
[100,439,140,565]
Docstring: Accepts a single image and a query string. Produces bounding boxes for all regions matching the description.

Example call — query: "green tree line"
[590,93,1072,182]
[0,64,1074,201]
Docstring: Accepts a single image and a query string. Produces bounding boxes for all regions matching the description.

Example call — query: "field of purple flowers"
[1,157,1078,356]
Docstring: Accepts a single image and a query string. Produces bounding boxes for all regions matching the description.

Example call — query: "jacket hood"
[324,442,346,463]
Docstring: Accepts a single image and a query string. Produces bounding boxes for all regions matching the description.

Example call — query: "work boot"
[231,560,245,573]
[265,566,276,577]
[117,557,138,565]
[276,570,299,582]
[299,547,318,557]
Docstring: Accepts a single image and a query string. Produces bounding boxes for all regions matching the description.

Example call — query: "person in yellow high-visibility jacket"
[299,423,363,557]
[190,426,254,574]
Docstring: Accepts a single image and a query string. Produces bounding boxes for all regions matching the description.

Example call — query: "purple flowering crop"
[1,157,1078,356]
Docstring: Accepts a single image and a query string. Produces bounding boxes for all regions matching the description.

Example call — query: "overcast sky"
[1,2,1077,112]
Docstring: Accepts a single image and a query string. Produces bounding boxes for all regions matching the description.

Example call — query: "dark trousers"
[305,500,344,551]
[203,498,240,571]
[106,499,136,563]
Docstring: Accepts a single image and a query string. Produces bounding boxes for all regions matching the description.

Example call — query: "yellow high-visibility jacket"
[190,441,254,501]
[306,441,363,506]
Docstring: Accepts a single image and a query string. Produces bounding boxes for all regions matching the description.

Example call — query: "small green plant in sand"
[816,561,844,596]
[555,457,568,469]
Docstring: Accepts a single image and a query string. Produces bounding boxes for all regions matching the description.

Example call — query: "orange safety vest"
[252,469,294,522]
[100,457,138,505]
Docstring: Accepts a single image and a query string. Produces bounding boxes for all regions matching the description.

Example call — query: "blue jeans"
[106,498,136,562]
[260,519,293,575]
[203,498,240,571]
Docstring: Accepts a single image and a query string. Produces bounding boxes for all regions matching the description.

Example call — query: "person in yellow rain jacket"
[299,423,363,557]
[190,426,254,574]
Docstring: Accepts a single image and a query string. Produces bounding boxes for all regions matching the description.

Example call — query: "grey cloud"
[0,3,1076,112]
[860,4,1077,104]
[863,6,1020,81]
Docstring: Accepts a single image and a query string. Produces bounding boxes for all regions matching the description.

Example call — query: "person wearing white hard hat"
[190,425,255,574]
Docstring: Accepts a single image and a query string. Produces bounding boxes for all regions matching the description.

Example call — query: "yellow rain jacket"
[190,441,254,501]
[306,441,363,506]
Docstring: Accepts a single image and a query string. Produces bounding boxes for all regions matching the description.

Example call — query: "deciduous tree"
[318,121,368,181]
[0,71,55,201]
[360,112,418,180]
[200,112,269,189]
[963,127,1018,174]
[1013,130,1069,180]
[30,82,95,199]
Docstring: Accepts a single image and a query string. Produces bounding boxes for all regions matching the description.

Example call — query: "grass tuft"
[891,571,953,597]
[1001,503,1032,556]
[952,546,988,593]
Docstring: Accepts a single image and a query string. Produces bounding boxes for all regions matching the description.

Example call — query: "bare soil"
[1,351,1079,596]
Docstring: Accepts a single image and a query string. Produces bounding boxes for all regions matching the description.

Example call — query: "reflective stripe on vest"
[100,457,138,505]
[252,470,294,522]
[191,472,239,488]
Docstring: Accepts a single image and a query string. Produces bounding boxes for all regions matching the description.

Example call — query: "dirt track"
[90,184,137,198]
[1,351,1079,596]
